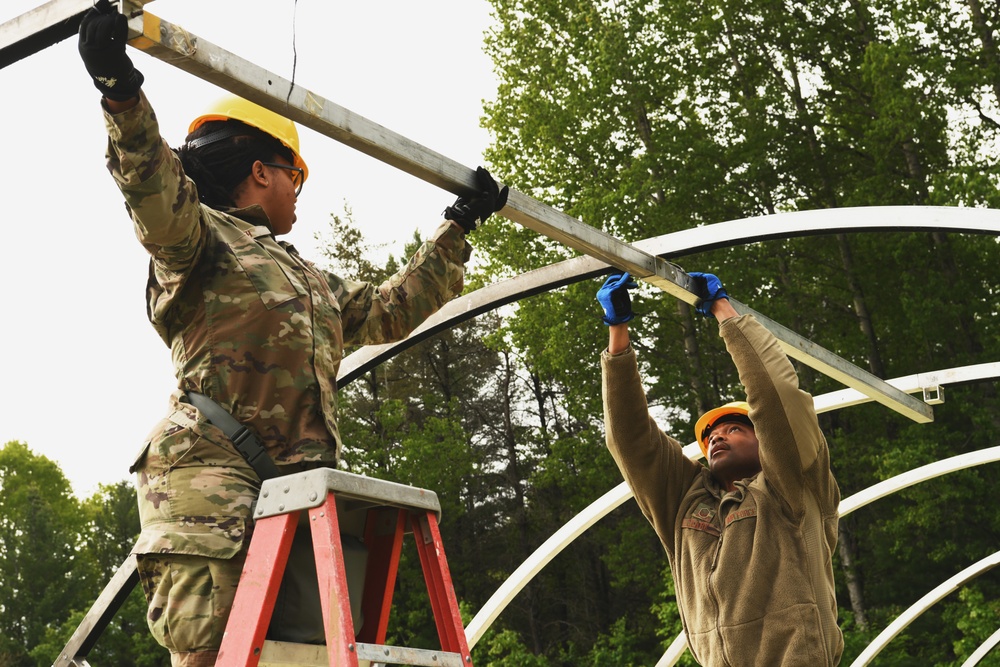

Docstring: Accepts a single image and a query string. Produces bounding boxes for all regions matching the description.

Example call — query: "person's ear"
[249,160,269,187]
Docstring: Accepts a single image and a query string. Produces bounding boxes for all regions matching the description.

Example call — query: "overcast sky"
[0,0,497,497]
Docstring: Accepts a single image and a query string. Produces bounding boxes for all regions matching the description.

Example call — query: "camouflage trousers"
[130,408,344,663]
[136,526,327,665]
[135,551,246,665]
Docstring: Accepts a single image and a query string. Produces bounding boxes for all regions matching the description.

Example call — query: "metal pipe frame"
[0,0,90,68]
[338,207,1000,387]
[849,552,1000,666]
[0,4,951,419]
[962,626,1000,667]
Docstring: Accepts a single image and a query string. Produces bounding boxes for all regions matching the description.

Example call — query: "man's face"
[706,420,761,488]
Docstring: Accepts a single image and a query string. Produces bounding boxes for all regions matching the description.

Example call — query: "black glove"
[443,166,509,233]
[596,272,638,325]
[689,271,729,317]
[78,0,144,101]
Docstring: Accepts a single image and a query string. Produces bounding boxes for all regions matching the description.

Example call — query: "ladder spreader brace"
[218,467,473,667]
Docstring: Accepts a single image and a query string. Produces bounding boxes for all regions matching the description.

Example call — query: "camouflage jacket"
[106,93,470,558]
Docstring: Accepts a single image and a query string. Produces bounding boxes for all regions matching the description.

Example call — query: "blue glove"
[597,272,638,325]
[689,272,728,317]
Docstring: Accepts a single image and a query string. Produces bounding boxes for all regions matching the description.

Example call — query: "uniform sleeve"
[331,221,471,346]
[719,314,839,517]
[602,346,701,551]
[104,91,203,272]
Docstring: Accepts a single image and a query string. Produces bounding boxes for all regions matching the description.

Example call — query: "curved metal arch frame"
[333,211,1000,663]
[8,4,999,663]
[122,21,1000,667]
[962,626,1000,667]
[338,206,1000,388]
[849,552,1000,666]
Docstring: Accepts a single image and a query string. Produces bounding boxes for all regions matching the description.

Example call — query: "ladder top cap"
[255,467,442,520]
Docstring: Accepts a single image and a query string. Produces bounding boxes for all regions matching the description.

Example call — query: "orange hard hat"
[694,401,751,458]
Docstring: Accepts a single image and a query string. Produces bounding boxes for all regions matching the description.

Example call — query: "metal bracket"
[922,385,945,405]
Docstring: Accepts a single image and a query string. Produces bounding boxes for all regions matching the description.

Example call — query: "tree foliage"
[472,0,1000,663]
[0,442,165,667]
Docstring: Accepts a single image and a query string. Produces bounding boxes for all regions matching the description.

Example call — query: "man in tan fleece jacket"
[596,271,843,666]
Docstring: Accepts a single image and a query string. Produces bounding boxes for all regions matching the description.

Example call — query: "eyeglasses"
[261,161,305,197]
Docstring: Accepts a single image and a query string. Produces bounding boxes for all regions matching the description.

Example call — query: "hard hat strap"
[185,124,249,151]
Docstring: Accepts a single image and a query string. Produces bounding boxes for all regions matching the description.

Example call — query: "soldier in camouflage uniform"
[78,3,508,665]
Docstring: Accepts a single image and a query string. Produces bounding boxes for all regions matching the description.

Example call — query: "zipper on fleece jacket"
[708,497,734,667]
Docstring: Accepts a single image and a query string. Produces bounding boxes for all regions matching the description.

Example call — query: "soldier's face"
[262,157,299,235]
[707,421,761,489]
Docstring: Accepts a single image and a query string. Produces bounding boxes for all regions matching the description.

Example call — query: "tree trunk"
[837,233,886,378]
[498,350,542,653]
[837,519,869,631]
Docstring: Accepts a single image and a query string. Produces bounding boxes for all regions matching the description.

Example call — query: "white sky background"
[0,0,498,498]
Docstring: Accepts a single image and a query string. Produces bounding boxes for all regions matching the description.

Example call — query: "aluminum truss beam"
[89,6,933,422]
[0,0,161,68]
[0,3,940,420]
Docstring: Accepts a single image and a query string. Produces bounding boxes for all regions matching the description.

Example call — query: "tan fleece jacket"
[602,314,843,666]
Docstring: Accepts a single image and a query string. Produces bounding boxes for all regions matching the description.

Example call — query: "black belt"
[184,391,281,481]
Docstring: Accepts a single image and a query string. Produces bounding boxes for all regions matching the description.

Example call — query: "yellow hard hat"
[189,95,309,182]
[694,401,751,458]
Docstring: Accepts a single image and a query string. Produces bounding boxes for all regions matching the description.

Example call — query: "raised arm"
[691,272,838,515]
[597,273,701,549]
[337,168,508,346]
[78,0,142,109]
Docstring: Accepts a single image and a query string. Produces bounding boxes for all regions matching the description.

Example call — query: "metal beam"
[0,5,937,420]
[962,626,1000,667]
[53,554,139,667]
[338,206,1000,385]
[0,0,161,69]
[849,551,1000,666]
[728,299,931,422]
[0,0,90,68]
[339,208,981,421]
[122,8,662,275]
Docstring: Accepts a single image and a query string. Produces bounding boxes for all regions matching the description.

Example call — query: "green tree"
[0,442,85,666]
[479,0,1000,662]
[23,478,167,667]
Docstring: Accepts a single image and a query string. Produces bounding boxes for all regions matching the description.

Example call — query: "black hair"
[175,119,295,209]
[701,414,754,442]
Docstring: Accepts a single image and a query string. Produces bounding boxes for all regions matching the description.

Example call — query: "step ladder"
[216,467,473,667]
